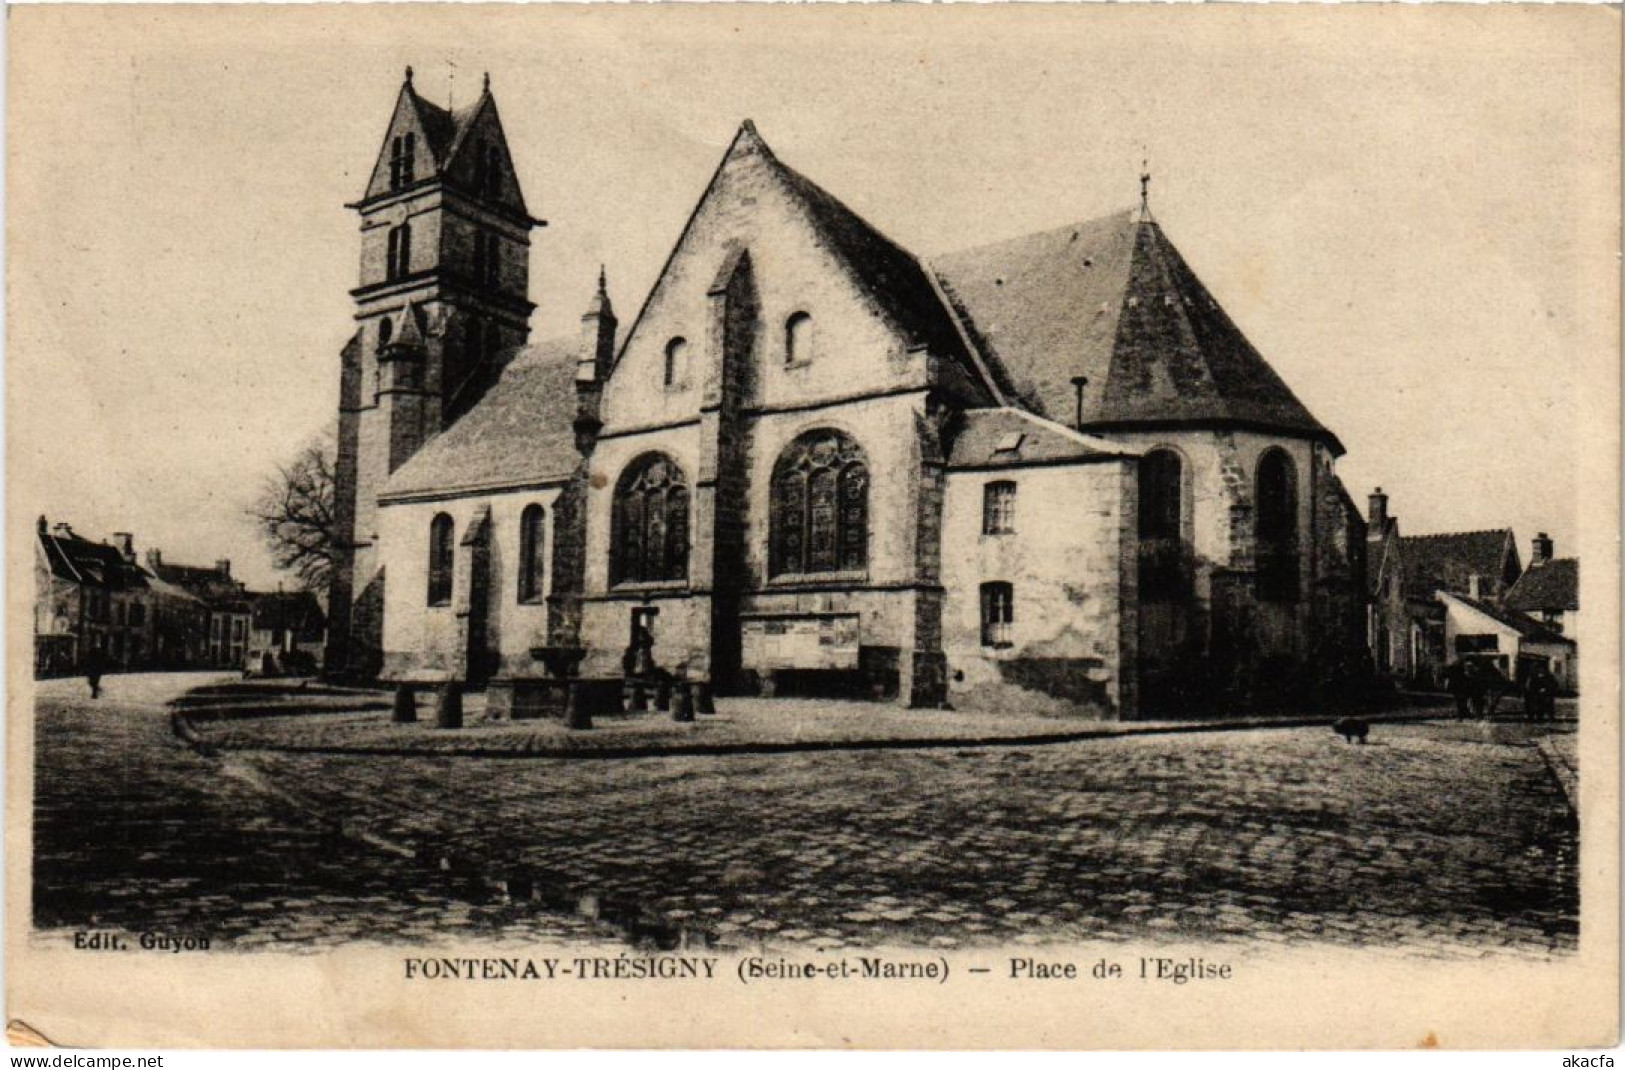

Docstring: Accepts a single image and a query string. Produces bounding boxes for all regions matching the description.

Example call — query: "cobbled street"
[33,674,1577,957]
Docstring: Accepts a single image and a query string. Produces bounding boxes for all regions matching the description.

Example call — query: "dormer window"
[664,337,689,388]
[785,311,813,365]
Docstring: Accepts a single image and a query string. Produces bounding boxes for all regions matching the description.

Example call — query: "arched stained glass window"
[770,430,868,577]
[611,454,690,585]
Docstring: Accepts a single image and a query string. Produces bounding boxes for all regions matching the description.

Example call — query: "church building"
[325,71,1368,719]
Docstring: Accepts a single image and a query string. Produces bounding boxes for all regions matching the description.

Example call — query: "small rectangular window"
[983,481,1016,535]
[981,582,1014,648]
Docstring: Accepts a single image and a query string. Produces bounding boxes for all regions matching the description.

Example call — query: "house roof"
[1505,557,1579,613]
[149,561,249,610]
[1441,591,1573,647]
[930,211,1340,452]
[249,591,327,639]
[381,338,582,501]
[946,407,1137,470]
[37,526,148,591]
[1398,530,1515,597]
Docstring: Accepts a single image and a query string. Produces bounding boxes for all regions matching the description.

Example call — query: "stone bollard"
[671,680,694,722]
[392,685,418,724]
[435,683,464,729]
[694,680,716,715]
[655,677,673,712]
[565,681,593,731]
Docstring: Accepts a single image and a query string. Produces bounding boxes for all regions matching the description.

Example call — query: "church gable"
[359,74,528,218]
[602,122,991,430]
[362,83,440,201]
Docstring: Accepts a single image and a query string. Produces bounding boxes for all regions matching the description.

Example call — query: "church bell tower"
[327,67,542,677]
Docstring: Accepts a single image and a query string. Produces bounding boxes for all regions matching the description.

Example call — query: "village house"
[34,518,156,675]
[245,590,328,676]
[1363,491,1576,693]
[325,70,1369,719]
[143,550,253,669]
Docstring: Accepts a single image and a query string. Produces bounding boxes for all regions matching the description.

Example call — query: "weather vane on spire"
[446,57,459,110]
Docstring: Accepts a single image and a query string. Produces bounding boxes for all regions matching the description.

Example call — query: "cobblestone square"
[32,675,1577,957]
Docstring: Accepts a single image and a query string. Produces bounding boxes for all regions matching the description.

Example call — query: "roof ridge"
[931,207,1137,260]
[1401,529,1512,541]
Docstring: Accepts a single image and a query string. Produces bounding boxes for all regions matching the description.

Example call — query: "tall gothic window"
[663,338,688,387]
[387,223,412,281]
[518,504,546,604]
[1256,448,1300,603]
[427,513,455,606]
[983,481,1017,535]
[785,311,813,365]
[377,317,393,352]
[1138,448,1187,601]
[770,430,869,577]
[473,231,500,288]
[611,454,690,585]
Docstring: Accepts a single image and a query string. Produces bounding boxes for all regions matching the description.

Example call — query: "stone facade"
[336,73,1368,720]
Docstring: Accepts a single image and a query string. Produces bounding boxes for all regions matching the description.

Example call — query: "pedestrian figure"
[1443,658,1473,719]
[1524,663,1559,723]
[84,649,105,700]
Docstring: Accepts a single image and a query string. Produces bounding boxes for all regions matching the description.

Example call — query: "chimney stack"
[37,515,47,535]
[1531,532,1553,565]
[145,548,163,569]
[216,559,232,578]
[1367,487,1389,533]
[113,532,135,562]
[53,522,73,538]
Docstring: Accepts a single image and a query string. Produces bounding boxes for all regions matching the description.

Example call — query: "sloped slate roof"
[408,87,483,170]
[931,212,1339,452]
[1505,558,1578,613]
[381,338,582,501]
[947,407,1135,470]
[38,529,147,590]
[1443,591,1573,647]
[770,150,973,367]
[1399,530,1513,596]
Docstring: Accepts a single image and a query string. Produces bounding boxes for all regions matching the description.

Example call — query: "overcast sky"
[9,5,1617,590]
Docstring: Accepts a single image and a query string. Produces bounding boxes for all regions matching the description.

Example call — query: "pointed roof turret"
[391,301,425,348]
[584,265,614,319]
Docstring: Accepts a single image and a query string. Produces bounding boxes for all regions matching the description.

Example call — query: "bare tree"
[250,435,338,595]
